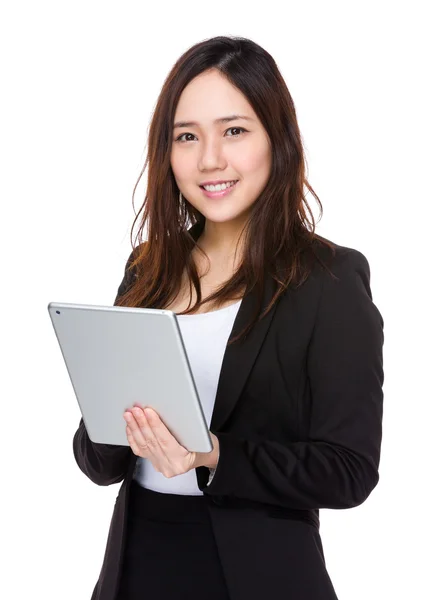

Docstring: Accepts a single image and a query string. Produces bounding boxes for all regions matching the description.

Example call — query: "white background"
[1,1,438,598]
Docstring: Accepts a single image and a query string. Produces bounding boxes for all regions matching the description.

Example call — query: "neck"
[197,219,247,260]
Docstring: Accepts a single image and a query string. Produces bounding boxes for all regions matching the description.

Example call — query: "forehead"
[174,70,257,124]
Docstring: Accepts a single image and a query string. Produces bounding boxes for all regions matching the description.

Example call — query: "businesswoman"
[73,36,384,600]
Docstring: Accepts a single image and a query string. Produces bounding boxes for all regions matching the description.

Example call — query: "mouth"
[199,180,239,199]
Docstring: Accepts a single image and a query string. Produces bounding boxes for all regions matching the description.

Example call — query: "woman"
[73,36,384,600]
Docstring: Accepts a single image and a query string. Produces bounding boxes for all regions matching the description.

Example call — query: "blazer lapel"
[188,222,278,431]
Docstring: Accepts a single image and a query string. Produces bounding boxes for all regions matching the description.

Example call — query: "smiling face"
[170,69,272,241]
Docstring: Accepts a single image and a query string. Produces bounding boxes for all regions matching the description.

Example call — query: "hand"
[123,405,218,478]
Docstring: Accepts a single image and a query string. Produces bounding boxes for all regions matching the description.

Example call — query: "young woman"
[73,35,384,600]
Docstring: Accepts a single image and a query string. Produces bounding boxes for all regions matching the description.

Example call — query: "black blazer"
[73,224,384,600]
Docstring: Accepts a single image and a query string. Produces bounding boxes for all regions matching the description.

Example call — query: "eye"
[175,126,248,143]
[225,126,247,137]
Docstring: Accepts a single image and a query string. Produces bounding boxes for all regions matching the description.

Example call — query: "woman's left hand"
[123,405,217,477]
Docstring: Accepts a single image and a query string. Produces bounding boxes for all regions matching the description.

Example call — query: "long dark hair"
[115,35,336,345]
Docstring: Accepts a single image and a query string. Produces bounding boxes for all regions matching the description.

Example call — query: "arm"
[72,246,141,486]
[199,250,384,509]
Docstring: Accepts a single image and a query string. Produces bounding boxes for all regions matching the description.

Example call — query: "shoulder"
[304,235,384,351]
[118,242,148,290]
[123,241,149,275]
[309,234,372,288]
[298,235,380,322]
[127,241,148,263]
[306,235,384,332]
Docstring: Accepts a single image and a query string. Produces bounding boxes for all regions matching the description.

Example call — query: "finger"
[144,408,177,448]
[124,412,144,456]
[125,422,141,456]
[129,407,164,456]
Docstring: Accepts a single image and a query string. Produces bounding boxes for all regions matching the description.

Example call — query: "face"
[170,69,272,241]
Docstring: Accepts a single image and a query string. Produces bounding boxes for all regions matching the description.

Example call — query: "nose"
[197,138,228,172]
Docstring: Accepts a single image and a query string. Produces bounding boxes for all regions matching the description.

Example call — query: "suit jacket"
[73,223,384,600]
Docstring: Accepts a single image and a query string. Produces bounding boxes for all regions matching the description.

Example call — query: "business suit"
[73,222,384,600]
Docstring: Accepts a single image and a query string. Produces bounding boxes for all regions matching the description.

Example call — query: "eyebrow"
[173,114,254,129]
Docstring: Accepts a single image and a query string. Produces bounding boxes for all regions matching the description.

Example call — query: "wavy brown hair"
[115,35,336,345]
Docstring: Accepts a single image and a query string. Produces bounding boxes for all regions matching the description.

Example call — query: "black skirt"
[116,479,231,600]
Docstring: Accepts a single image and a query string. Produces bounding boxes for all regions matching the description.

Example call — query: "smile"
[199,180,239,199]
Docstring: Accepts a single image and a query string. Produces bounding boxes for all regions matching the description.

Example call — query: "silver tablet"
[48,302,213,453]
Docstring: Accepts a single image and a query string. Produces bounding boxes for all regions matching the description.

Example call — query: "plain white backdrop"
[1,1,438,598]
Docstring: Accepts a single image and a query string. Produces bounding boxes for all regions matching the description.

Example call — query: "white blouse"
[133,298,242,495]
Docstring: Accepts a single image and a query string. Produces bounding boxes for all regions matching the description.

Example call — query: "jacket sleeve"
[199,249,384,510]
[72,246,140,486]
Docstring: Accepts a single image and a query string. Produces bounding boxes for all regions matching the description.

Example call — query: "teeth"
[203,180,237,192]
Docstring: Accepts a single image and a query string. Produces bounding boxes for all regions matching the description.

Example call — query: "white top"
[133,298,243,495]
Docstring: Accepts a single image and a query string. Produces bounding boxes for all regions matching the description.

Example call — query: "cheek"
[238,146,271,183]
[235,135,271,172]
[170,153,193,183]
